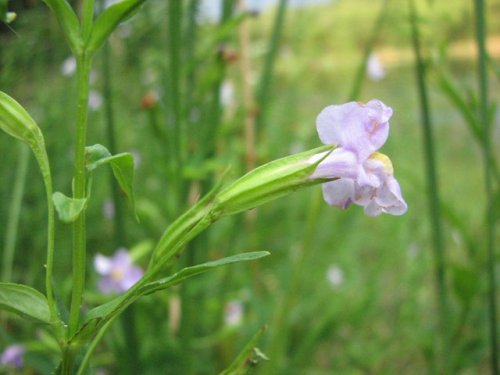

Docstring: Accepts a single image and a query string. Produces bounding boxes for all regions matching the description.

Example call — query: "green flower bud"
[212,145,334,217]
[0,91,44,148]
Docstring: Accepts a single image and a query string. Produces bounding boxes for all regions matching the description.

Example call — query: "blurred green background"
[1,0,499,374]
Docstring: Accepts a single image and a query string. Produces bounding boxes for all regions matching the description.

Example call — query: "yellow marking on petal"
[369,152,394,174]
[111,269,124,282]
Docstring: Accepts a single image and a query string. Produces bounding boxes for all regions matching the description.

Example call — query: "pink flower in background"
[1,344,25,369]
[94,248,143,294]
[311,100,407,216]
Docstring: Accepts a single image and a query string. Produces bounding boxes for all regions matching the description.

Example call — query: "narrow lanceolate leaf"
[52,192,87,223]
[219,327,269,375]
[73,252,270,345]
[42,0,82,53]
[0,91,44,147]
[141,251,270,295]
[0,283,51,324]
[85,144,137,217]
[87,0,146,52]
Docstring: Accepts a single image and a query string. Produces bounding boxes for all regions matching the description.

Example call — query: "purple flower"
[310,100,407,216]
[1,344,25,369]
[94,248,143,294]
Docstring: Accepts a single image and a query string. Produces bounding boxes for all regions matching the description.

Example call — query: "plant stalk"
[473,0,499,373]
[408,1,450,373]
[68,52,92,336]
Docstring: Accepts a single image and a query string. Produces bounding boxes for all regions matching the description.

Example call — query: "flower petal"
[316,100,391,160]
[112,248,133,268]
[310,148,358,179]
[120,265,143,291]
[322,179,355,209]
[94,254,112,275]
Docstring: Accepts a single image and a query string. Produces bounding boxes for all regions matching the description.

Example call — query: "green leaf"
[52,191,87,223]
[42,0,82,53]
[219,326,268,375]
[141,251,270,295]
[74,252,270,344]
[85,144,137,218]
[0,282,51,323]
[87,0,146,52]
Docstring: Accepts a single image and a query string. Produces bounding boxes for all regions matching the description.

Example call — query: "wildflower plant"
[0,1,407,373]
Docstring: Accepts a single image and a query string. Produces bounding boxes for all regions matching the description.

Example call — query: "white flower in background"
[366,53,386,81]
[224,300,243,326]
[88,91,103,111]
[61,56,76,77]
[326,265,344,288]
[220,80,235,108]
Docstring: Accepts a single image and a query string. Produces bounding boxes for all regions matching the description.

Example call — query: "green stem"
[68,53,92,337]
[2,144,29,282]
[35,144,59,328]
[166,0,183,205]
[408,1,450,373]
[81,0,95,41]
[76,318,115,375]
[100,19,140,372]
[473,0,499,373]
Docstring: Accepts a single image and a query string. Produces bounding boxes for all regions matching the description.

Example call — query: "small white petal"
[61,57,76,76]
[94,254,112,275]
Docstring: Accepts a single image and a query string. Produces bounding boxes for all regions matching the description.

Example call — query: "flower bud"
[0,91,44,148]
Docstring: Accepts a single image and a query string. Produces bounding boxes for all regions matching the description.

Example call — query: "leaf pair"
[52,144,137,224]
[43,0,146,54]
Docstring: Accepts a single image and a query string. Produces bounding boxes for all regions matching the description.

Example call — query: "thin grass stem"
[408,1,450,373]
[255,0,288,133]
[473,0,499,373]
[100,10,140,371]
